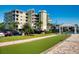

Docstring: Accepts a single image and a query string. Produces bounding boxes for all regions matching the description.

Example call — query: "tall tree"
[36,20,42,30]
[22,23,34,35]
[7,22,18,30]
[0,22,5,31]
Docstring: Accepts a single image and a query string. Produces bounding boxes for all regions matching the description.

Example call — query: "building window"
[20,22,22,24]
[16,25,18,27]
[16,15,19,17]
[16,11,19,13]
[20,19,22,21]
[26,20,28,21]
[20,16,22,17]
[26,17,28,18]
[16,18,18,20]
[26,13,28,15]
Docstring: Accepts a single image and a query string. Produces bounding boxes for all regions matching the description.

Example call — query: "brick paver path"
[43,34,79,54]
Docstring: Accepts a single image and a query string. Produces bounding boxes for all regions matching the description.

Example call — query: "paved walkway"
[0,35,57,47]
[43,34,79,54]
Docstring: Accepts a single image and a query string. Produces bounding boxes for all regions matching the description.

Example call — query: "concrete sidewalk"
[0,34,57,47]
[42,34,79,54]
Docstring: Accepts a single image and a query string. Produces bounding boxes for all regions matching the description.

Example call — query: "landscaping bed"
[0,33,54,42]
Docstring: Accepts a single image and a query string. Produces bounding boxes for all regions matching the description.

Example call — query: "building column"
[74,26,77,34]
[78,27,79,33]
[59,26,62,34]
[61,27,63,33]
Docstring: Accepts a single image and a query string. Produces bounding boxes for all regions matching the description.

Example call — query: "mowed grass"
[0,33,54,42]
[0,34,70,54]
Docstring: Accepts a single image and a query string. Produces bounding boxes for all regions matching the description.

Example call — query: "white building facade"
[4,9,51,31]
[39,10,48,31]
[4,9,26,30]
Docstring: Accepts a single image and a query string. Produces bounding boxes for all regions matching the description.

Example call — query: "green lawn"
[0,33,54,42]
[0,34,70,54]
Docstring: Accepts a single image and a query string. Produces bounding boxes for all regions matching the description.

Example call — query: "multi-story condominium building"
[4,9,26,30]
[26,9,39,30]
[39,10,48,31]
[4,9,51,31]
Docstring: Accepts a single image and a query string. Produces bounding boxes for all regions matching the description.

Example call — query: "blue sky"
[0,5,79,25]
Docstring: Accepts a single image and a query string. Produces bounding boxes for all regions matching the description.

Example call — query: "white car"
[0,32,5,36]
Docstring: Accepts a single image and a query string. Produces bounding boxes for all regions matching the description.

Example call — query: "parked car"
[1,29,22,36]
[34,29,42,34]
[12,30,22,36]
[4,31,13,36]
[0,32,5,36]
